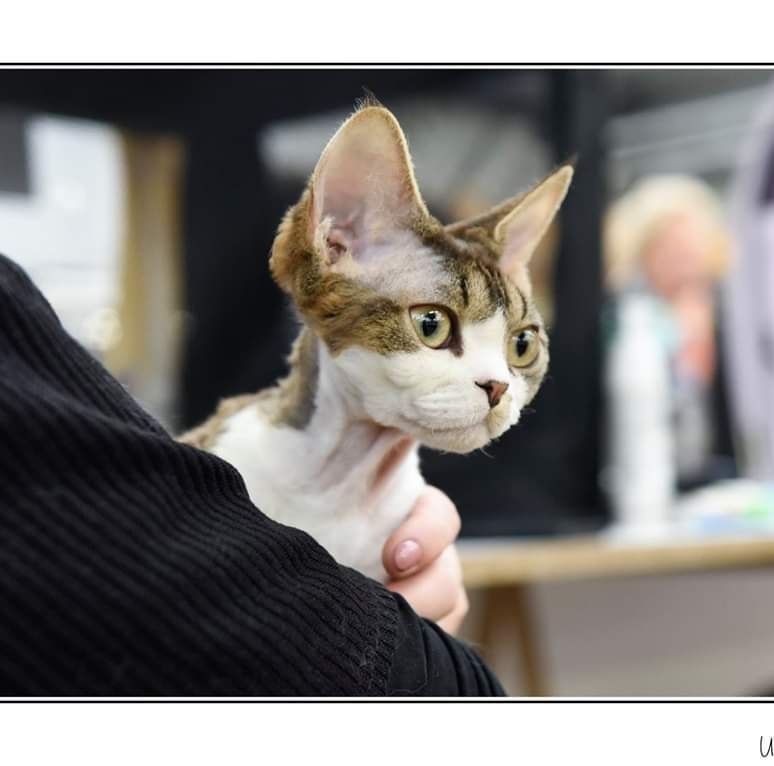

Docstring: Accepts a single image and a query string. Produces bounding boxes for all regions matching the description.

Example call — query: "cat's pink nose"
[476,380,508,409]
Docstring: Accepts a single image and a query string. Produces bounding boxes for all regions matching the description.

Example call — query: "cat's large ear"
[309,106,428,265]
[492,165,573,279]
[446,165,573,279]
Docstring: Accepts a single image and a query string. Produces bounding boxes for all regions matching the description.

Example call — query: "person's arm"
[387,595,503,696]
[0,254,503,696]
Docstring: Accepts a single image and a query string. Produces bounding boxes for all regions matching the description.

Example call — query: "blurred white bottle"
[606,292,675,533]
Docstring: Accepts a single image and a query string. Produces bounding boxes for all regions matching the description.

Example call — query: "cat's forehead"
[272,197,540,357]
[354,220,532,326]
[423,226,529,324]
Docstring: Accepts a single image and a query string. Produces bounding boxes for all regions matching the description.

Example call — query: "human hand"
[382,485,468,634]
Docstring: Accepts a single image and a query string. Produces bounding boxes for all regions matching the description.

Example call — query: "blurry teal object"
[677,479,774,536]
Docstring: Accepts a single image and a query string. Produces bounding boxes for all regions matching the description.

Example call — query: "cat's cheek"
[485,404,517,442]
[507,377,529,422]
[383,349,449,393]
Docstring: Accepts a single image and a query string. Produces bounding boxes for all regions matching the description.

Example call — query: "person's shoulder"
[0,254,33,289]
[0,254,62,328]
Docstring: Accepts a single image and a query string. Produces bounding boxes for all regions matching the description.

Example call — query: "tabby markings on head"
[184,103,572,454]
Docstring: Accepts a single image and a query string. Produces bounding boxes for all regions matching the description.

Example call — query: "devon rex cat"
[182,103,573,580]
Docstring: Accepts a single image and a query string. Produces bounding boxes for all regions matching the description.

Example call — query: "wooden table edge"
[459,535,774,588]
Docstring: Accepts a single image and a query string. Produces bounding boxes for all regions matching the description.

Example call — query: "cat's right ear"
[308,106,428,266]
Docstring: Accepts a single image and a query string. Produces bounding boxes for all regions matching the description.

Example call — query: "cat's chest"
[211,404,425,580]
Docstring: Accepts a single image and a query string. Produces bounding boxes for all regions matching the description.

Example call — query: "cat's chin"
[387,405,518,454]
[394,419,498,454]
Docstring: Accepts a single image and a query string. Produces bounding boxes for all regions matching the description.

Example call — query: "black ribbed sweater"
[0,255,503,696]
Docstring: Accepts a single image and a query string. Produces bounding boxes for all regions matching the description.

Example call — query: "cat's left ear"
[309,106,428,264]
[493,165,573,279]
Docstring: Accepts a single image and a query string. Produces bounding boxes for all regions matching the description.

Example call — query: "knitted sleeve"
[0,254,503,696]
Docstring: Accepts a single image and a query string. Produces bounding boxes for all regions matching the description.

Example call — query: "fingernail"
[394,539,422,571]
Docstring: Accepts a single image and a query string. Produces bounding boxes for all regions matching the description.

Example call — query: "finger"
[437,590,469,635]
[382,485,461,580]
[387,545,462,623]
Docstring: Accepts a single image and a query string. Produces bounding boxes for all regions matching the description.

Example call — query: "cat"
[181,103,573,581]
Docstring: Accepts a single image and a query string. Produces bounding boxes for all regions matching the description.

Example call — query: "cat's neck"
[182,326,420,503]
[193,326,424,578]
[284,327,416,493]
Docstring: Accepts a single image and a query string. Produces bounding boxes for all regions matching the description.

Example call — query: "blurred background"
[4,68,774,695]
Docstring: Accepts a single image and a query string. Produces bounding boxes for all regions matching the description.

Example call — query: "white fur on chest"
[211,400,425,581]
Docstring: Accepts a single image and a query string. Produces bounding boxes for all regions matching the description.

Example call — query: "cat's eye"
[508,328,540,368]
[410,305,453,349]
